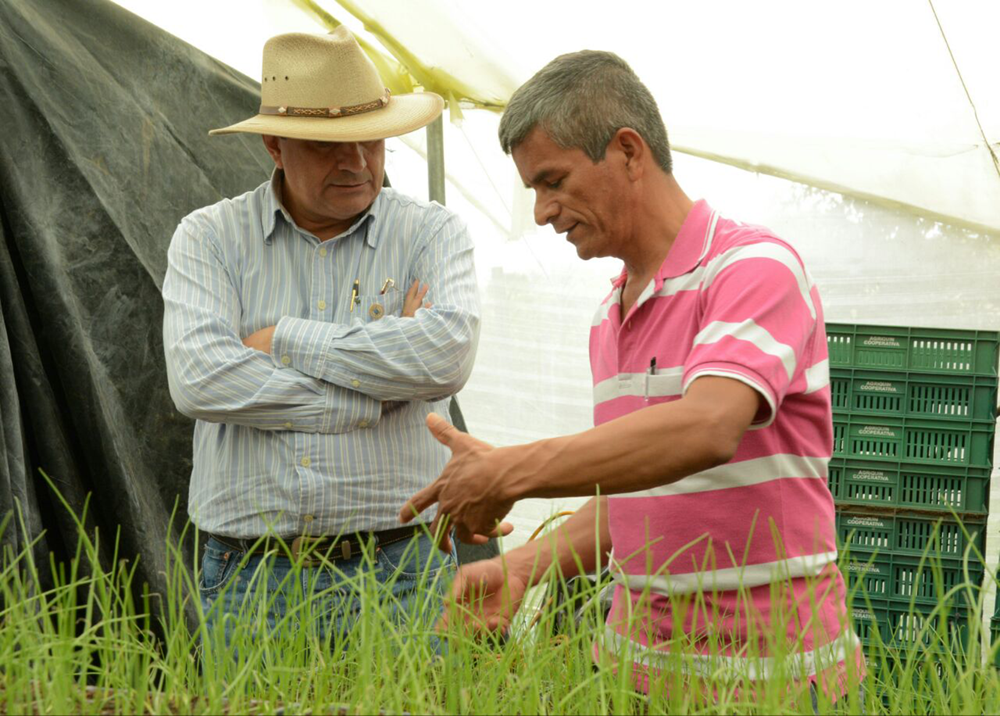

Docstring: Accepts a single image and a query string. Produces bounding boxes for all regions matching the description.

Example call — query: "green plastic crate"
[851,598,971,654]
[836,511,985,561]
[833,414,994,469]
[841,550,983,608]
[826,323,999,377]
[828,458,991,514]
[830,368,998,424]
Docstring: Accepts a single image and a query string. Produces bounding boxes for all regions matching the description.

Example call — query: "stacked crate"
[825,323,999,657]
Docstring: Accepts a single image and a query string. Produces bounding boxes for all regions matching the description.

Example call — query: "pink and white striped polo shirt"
[592,200,859,691]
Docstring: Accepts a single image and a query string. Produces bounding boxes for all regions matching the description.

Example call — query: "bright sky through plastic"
[111,0,1000,232]
[111,0,999,142]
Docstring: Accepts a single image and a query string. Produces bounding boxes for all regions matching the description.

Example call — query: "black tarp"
[0,0,276,596]
[0,0,491,605]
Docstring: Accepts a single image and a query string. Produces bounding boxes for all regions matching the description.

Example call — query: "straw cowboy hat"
[210,27,443,142]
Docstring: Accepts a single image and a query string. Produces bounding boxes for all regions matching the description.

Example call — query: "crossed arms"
[162,214,480,432]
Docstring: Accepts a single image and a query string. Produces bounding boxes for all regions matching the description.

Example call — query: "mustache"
[328,176,371,186]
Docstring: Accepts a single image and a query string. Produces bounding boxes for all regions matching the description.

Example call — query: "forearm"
[500,378,759,501]
[504,497,612,588]
[165,330,380,432]
[500,405,723,501]
[272,310,478,401]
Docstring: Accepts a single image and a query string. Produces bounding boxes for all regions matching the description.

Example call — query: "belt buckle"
[291,535,328,566]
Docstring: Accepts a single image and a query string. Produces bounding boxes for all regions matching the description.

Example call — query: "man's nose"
[334,142,367,172]
[533,195,558,227]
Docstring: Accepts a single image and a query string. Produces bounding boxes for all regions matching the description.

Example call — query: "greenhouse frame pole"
[427,113,446,204]
[428,108,498,563]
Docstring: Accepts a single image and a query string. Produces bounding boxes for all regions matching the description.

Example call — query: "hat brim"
[209,92,444,142]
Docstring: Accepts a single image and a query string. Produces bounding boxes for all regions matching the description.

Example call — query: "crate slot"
[899,473,963,511]
[846,482,893,503]
[909,384,969,419]
[851,435,899,459]
[905,429,966,464]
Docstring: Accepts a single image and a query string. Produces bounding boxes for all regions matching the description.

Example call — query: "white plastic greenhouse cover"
[113,0,1000,233]
[111,0,1000,561]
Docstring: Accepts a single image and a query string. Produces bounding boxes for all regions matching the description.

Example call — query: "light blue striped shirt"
[162,172,480,537]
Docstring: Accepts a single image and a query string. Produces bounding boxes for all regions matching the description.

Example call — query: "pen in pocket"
[644,356,657,403]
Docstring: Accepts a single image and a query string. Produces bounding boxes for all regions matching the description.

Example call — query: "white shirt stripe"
[611,549,839,595]
[804,359,830,394]
[599,625,860,681]
[619,453,828,498]
[593,366,685,404]
[693,319,797,382]
[702,242,817,319]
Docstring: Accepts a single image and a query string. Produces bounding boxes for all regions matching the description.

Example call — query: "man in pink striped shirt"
[401,50,861,700]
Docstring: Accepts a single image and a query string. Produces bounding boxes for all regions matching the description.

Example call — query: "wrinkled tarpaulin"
[0,0,485,607]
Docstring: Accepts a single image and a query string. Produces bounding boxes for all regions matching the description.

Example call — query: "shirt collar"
[658,199,715,280]
[608,199,715,292]
[263,168,383,248]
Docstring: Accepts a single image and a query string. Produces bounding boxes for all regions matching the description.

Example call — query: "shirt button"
[303,514,314,522]
[319,248,328,257]
[284,421,292,429]
[359,419,369,428]
[317,300,327,310]
[351,379,360,388]
[281,355,291,366]
[300,457,311,468]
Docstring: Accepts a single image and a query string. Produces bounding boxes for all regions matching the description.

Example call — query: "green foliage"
[0,479,998,713]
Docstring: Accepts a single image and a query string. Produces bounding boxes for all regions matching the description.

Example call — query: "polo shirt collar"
[658,199,715,281]
[609,199,716,292]
[264,168,383,248]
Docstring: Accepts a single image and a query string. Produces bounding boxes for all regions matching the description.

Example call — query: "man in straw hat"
[401,50,861,702]
[162,27,500,644]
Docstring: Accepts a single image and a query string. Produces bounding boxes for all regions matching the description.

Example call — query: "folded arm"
[270,214,480,402]
[162,220,380,432]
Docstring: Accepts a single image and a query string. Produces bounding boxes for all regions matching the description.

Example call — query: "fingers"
[430,512,452,552]
[454,521,514,545]
[398,483,440,524]
[426,412,462,448]
[402,282,431,318]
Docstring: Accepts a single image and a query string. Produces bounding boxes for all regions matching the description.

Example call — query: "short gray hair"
[499,50,672,173]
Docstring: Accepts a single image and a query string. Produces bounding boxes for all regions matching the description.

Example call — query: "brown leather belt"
[205,524,428,566]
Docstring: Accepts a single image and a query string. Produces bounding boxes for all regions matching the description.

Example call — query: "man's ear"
[262,135,283,168]
[612,128,646,180]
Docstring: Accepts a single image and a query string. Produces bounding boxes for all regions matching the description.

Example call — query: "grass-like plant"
[0,476,997,714]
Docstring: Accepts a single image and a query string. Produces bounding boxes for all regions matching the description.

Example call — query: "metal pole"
[428,107,497,563]
[426,113,445,205]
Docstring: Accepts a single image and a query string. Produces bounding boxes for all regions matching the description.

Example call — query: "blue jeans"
[198,532,454,657]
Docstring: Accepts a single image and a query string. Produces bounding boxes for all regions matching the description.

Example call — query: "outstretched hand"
[438,557,528,635]
[399,413,515,551]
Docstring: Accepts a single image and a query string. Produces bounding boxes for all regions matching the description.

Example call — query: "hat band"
[259,88,391,119]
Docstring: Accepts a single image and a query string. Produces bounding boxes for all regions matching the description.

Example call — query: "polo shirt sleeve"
[682,240,818,428]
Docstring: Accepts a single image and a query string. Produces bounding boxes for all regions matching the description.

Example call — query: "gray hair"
[499,50,672,173]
